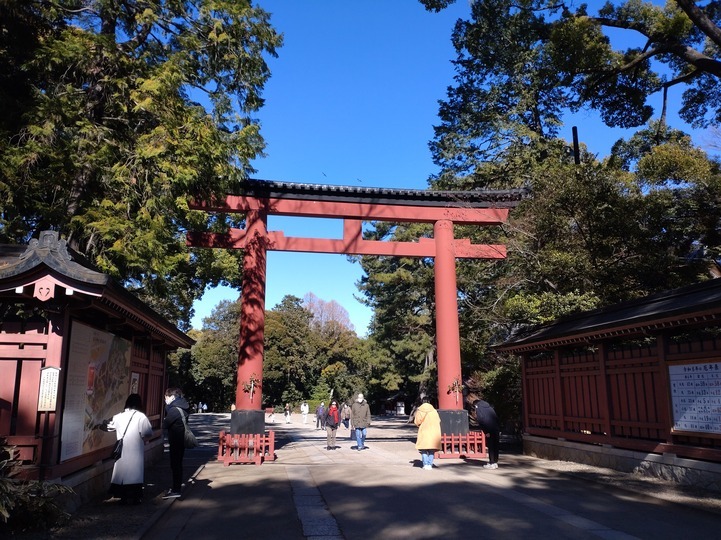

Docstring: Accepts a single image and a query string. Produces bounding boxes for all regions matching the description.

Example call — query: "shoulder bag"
[111,411,136,460]
[176,407,198,449]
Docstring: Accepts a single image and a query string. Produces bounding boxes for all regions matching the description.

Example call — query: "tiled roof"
[0,231,193,348]
[236,179,528,208]
[497,278,721,352]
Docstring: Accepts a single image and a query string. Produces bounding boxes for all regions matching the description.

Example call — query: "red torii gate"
[188,180,522,436]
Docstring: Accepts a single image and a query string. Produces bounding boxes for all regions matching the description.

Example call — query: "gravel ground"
[526,457,721,515]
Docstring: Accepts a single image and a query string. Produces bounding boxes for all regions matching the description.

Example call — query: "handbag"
[111,411,136,460]
[111,438,123,460]
[176,407,198,449]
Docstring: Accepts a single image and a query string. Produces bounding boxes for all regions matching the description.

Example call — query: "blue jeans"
[420,450,434,467]
[355,427,367,449]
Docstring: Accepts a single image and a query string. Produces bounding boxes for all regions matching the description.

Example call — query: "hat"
[357,393,364,400]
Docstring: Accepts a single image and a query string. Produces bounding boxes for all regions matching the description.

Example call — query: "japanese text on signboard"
[669,362,721,434]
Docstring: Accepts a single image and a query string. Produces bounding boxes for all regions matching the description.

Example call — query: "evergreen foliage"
[0,0,282,327]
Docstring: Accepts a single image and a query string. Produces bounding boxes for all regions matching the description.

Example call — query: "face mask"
[357,398,363,403]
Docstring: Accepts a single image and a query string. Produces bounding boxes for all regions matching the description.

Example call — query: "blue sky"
[190,0,714,335]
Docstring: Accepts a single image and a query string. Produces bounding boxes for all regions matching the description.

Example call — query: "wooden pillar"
[235,210,268,411]
[434,219,463,410]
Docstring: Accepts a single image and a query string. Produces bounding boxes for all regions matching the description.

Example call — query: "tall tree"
[0,0,282,326]
[189,299,242,411]
[302,292,354,333]
[357,222,438,399]
[263,295,319,406]
[421,0,721,134]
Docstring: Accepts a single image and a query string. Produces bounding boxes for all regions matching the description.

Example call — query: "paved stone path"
[29,412,721,539]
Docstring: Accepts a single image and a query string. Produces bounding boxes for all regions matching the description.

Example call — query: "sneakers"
[162,489,181,499]
[483,462,499,469]
[422,465,433,470]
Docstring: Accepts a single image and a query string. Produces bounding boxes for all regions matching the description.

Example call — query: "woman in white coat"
[104,393,153,504]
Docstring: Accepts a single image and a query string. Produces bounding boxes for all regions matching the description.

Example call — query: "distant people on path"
[197,401,204,413]
[413,396,441,470]
[341,402,351,429]
[474,398,500,469]
[324,400,341,450]
[316,402,326,430]
[102,393,153,504]
[284,403,292,424]
[202,402,208,413]
[162,387,190,499]
[351,393,371,450]
[301,401,309,424]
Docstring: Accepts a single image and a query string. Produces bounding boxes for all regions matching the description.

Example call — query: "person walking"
[162,387,190,499]
[284,403,292,424]
[301,401,309,424]
[413,396,441,470]
[315,402,326,430]
[103,393,153,504]
[350,393,371,450]
[324,400,341,450]
[474,398,501,469]
[341,402,351,430]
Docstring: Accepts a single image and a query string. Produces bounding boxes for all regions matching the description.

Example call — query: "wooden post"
[434,219,463,411]
[236,210,268,411]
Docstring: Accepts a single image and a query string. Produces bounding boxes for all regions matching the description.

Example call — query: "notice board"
[669,361,721,434]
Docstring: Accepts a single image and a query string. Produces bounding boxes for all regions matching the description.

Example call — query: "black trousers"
[485,430,500,464]
[169,436,186,492]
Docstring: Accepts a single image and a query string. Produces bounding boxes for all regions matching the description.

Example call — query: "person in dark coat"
[351,393,371,450]
[315,402,326,430]
[162,387,190,498]
[474,399,500,469]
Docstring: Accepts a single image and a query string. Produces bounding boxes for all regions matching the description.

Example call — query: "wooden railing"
[218,431,276,466]
[436,431,487,459]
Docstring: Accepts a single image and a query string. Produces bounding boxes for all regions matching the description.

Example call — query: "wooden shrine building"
[497,278,721,491]
[0,231,194,500]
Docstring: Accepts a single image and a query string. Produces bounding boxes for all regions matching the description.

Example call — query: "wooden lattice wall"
[522,330,721,462]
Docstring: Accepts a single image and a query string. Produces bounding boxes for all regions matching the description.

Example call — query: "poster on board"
[60,321,131,461]
[669,361,721,435]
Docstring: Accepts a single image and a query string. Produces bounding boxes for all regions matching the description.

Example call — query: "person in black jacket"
[474,399,500,469]
[162,387,190,498]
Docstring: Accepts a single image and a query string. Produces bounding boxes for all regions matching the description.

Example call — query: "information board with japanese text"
[669,361,721,434]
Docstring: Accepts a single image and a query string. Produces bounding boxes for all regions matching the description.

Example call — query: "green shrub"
[0,437,73,533]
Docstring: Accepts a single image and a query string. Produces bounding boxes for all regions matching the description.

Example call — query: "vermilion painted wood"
[521,338,721,462]
[436,431,487,459]
[189,228,507,259]
[434,220,463,410]
[189,195,509,225]
[218,430,276,466]
[189,193,511,413]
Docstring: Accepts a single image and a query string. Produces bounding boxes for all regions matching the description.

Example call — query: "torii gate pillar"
[434,220,463,411]
[231,210,267,434]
